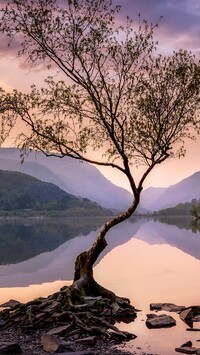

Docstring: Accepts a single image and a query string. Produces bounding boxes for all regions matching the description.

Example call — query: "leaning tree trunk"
[71,197,139,299]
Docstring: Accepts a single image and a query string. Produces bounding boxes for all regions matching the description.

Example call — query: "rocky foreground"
[0,289,200,354]
[0,285,138,354]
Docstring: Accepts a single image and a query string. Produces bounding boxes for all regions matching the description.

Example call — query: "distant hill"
[0,170,111,216]
[141,172,200,211]
[0,148,132,210]
[156,199,200,216]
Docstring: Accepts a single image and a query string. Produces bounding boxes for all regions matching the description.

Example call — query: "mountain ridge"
[0,148,132,210]
[141,171,200,211]
[0,169,110,215]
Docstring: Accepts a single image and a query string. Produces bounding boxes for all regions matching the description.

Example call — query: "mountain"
[141,171,200,211]
[0,158,72,193]
[0,169,110,215]
[0,148,132,210]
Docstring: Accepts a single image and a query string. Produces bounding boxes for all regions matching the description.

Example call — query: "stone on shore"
[0,299,21,308]
[146,313,176,328]
[180,306,200,328]
[150,303,185,313]
[175,341,200,354]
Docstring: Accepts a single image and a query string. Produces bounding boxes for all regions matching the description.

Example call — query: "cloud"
[0,35,20,58]
[0,0,199,59]
[114,0,200,53]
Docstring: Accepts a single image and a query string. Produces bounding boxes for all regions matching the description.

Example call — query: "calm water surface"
[0,216,200,354]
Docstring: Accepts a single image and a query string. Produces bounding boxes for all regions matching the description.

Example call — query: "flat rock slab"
[150,303,185,313]
[146,313,176,328]
[175,346,199,354]
[75,337,96,346]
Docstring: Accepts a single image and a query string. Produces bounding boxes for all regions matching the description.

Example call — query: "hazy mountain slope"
[0,169,109,214]
[0,158,72,193]
[0,148,132,209]
[141,171,200,211]
[140,186,168,211]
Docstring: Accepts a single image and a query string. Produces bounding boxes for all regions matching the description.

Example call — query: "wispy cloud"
[0,0,199,59]
[114,0,200,53]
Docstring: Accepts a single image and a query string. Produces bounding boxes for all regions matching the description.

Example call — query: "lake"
[0,216,200,354]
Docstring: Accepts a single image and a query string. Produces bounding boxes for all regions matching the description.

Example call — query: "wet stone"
[150,303,185,313]
[180,306,200,328]
[175,346,199,354]
[146,313,176,328]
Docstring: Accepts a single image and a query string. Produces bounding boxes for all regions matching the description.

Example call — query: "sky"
[0,0,200,192]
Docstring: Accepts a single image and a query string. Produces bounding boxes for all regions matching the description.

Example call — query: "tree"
[190,203,200,220]
[0,0,200,297]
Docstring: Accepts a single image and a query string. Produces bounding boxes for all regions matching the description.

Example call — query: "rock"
[37,299,52,310]
[42,301,61,313]
[75,336,96,346]
[57,352,95,355]
[186,328,200,331]
[113,307,137,319]
[47,324,72,336]
[150,303,185,313]
[0,342,22,354]
[146,313,176,328]
[0,299,21,308]
[180,306,200,328]
[0,319,6,328]
[175,341,200,354]
[181,341,193,347]
[0,286,138,351]
[41,334,60,352]
[175,347,198,353]
[35,312,45,320]
[41,333,72,353]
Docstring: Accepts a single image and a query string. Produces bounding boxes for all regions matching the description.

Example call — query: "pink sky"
[0,0,200,191]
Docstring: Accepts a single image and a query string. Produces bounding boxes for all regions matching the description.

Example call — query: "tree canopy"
[0,0,199,196]
[0,0,200,296]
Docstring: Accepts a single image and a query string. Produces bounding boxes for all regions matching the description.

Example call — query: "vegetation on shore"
[153,199,200,217]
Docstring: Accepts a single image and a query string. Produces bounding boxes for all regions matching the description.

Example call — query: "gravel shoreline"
[0,326,157,354]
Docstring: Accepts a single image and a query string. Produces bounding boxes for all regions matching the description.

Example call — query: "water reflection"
[0,217,141,287]
[94,218,200,355]
[0,217,200,354]
[0,217,108,264]
[0,217,200,288]
[136,217,200,261]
